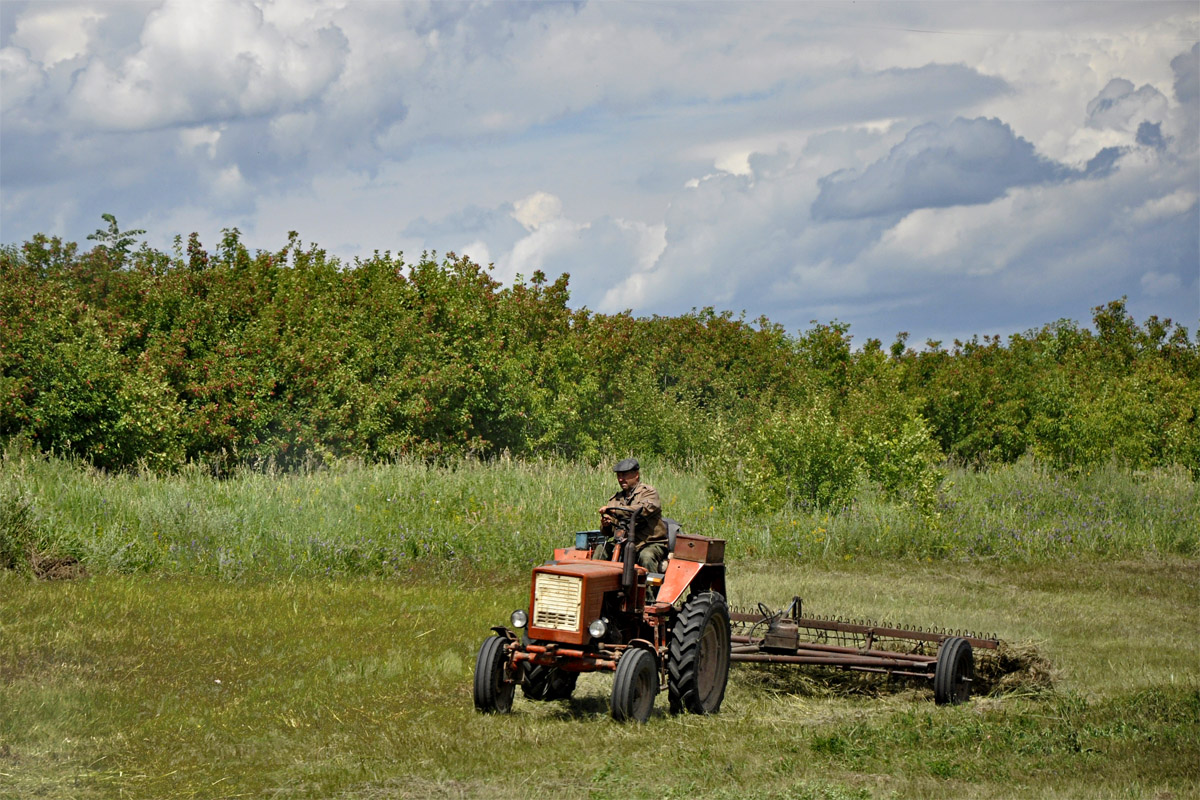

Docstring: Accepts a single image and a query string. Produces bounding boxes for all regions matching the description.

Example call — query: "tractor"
[473,510,730,723]
[473,514,1001,722]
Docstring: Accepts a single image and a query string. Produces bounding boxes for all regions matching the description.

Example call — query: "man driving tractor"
[592,458,669,572]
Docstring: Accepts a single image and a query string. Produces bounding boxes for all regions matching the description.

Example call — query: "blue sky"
[2,1,1197,345]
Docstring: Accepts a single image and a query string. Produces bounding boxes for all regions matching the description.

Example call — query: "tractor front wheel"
[473,635,515,713]
[668,591,731,715]
[934,636,974,705]
[611,647,658,723]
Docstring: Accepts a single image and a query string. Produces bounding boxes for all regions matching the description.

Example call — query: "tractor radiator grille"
[533,573,582,632]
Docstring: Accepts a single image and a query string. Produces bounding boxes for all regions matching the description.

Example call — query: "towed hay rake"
[728,598,1000,705]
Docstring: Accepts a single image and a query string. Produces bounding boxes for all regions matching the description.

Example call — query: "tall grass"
[2,450,1196,578]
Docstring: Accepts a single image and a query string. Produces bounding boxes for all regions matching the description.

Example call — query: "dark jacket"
[603,482,668,548]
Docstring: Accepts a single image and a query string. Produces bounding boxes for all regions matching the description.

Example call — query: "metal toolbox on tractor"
[673,533,725,563]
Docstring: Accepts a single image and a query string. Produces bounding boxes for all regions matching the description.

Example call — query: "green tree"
[87,213,146,260]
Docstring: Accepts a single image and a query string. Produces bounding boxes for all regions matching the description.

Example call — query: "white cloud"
[461,240,491,268]
[10,5,102,66]
[178,126,222,159]
[501,217,586,281]
[1141,270,1183,296]
[714,151,753,177]
[1130,188,1199,225]
[1086,79,1169,132]
[214,165,249,200]
[67,0,348,130]
[0,47,45,113]
[268,112,318,160]
[512,192,564,232]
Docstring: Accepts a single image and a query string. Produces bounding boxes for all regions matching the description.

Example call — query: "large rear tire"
[521,663,579,701]
[668,591,731,714]
[473,635,515,713]
[934,637,973,705]
[611,647,658,723]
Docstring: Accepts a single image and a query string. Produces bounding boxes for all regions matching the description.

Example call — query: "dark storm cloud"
[811,117,1071,221]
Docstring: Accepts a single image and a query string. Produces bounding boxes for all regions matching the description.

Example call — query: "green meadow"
[1,454,1197,798]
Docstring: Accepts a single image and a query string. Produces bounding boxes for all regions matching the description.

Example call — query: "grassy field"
[1,455,1198,798]
[1,559,1197,799]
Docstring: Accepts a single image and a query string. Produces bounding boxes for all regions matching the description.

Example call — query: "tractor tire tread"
[667,590,731,715]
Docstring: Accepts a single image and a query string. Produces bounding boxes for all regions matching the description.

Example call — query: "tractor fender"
[622,638,659,661]
[490,626,519,641]
[656,561,726,605]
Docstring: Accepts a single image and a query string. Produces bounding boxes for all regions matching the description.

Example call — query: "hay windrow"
[29,550,88,581]
[975,639,1056,694]
[730,638,1055,700]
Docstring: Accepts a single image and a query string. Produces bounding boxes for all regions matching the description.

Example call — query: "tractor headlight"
[588,618,608,639]
[510,609,528,629]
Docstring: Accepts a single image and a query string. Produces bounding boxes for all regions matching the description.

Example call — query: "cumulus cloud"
[404,204,527,262]
[592,43,1196,339]
[812,117,1069,221]
[9,4,101,66]
[512,192,564,232]
[1130,188,1198,225]
[1086,79,1169,132]
[1172,43,1199,107]
[498,209,666,301]
[1,2,1196,344]
[1171,43,1199,156]
[67,0,349,130]
[0,46,45,113]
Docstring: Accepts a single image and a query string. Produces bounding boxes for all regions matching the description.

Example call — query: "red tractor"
[473,512,730,723]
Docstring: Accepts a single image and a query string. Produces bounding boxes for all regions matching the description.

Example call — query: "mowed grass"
[2,558,1197,800]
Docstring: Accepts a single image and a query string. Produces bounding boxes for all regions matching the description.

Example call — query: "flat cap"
[613,457,640,473]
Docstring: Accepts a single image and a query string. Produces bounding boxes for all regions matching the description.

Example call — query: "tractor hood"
[526,560,630,646]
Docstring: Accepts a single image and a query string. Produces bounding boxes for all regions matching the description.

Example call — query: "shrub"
[710,403,860,513]
[1,223,1196,485]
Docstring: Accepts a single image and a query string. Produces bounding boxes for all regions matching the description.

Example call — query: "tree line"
[2,219,1196,509]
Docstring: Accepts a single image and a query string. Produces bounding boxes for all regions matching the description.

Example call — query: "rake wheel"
[934,636,974,705]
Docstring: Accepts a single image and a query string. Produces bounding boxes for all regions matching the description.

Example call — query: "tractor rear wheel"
[611,647,658,723]
[668,591,731,715]
[521,663,579,701]
[934,636,973,705]
[473,635,515,713]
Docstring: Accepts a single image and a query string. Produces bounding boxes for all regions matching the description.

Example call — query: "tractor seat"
[649,518,682,577]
